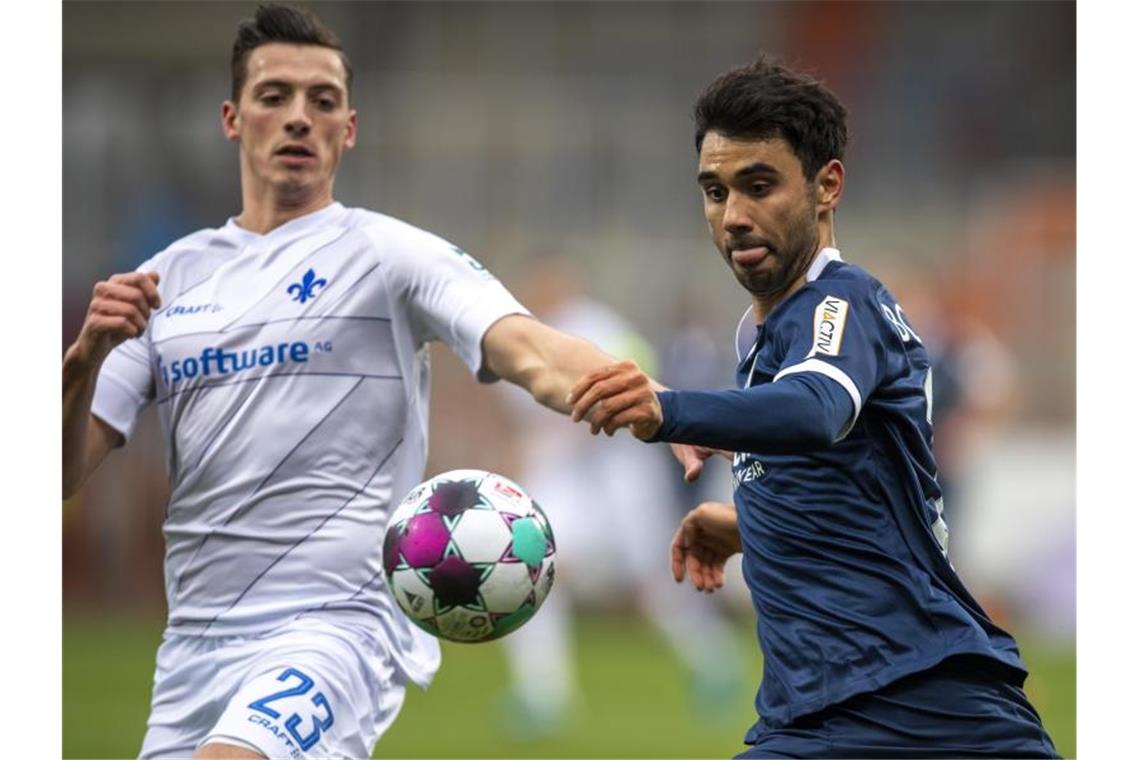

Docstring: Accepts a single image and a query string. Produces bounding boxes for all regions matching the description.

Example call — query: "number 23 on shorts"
[247,667,335,752]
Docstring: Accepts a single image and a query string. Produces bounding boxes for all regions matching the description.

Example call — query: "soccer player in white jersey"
[61,5,701,759]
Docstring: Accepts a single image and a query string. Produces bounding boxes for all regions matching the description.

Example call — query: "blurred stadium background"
[62,1,1075,757]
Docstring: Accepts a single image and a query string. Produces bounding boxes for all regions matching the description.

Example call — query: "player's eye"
[749,182,771,196]
[259,92,284,106]
[703,185,727,203]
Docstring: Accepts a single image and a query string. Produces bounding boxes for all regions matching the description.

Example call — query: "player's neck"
[751,275,807,324]
[235,185,336,235]
[752,225,835,324]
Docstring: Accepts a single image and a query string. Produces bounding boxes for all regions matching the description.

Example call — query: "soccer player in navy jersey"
[568,56,1059,758]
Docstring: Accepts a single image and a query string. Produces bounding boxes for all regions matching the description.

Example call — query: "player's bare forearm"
[62,348,100,498]
[62,271,160,497]
[528,333,615,414]
[482,315,616,415]
[483,317,712,481]
[63,344,128,498]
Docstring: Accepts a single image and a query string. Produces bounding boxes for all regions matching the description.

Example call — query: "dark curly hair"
[694,55,848,181]
[230,3,353,102]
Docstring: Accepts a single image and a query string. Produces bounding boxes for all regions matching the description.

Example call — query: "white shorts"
[139,617,407,759]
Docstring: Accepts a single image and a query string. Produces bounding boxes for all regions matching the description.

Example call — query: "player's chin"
[734,267,774,294]
[277,166,318,181]
[274,173,322,196]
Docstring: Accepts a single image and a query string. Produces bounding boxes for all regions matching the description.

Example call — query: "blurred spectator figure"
[496,255,745,737]
[929,312,1020,525]
[658,290,735,394]
[656,289,744,594]
[879,269,1032,630]
[876,269,1020,528]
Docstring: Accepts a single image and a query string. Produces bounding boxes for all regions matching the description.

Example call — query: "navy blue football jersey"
[654,248,1027,735]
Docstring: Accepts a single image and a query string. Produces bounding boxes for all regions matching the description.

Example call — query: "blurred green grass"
[63,613,1074,758]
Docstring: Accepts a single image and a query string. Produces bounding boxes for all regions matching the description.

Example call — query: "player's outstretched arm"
[569,359,853,455]
[481,315,709,481]
[671,501,741,593]
[482,314,613,415]
[62,271,161,499]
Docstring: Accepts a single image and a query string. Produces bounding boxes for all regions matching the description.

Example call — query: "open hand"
[669,444,732,483]
[671,501,741,592]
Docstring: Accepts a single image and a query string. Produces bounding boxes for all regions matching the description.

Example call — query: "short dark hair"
[230,3,353,102]
[694,55,847,181]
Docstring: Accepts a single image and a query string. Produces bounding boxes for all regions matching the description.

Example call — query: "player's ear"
[221,100,240,142]
[815,159,844,212]
[344,110,357,150]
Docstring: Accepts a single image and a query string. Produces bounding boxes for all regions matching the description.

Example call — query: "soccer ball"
[383,469,556,643]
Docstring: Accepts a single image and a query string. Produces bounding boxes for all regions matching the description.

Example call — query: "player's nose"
[284,119,311,139]
[723,192,753,234]
[283,101,312,135]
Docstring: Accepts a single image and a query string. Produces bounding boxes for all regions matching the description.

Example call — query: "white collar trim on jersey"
[806,246,843,282]
[734,307,754,362]
[733,246,844,360]
[224,201,347,244]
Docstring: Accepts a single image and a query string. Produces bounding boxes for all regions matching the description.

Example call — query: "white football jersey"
[90,202,528,687]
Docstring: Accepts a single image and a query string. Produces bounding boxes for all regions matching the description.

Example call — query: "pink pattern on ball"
[401,512,450,568]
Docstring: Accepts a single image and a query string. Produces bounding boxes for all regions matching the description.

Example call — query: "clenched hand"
[70,271,161,367]
[567,360,663,440]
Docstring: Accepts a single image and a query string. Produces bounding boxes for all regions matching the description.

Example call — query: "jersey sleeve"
[89,258,162,442]
[91,338,154,441]
[374,226,530,381]
[653,372,853,454]
[769,284,889,438]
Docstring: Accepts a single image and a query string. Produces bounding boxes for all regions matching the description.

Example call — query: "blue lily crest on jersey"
[287,269,328,303]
